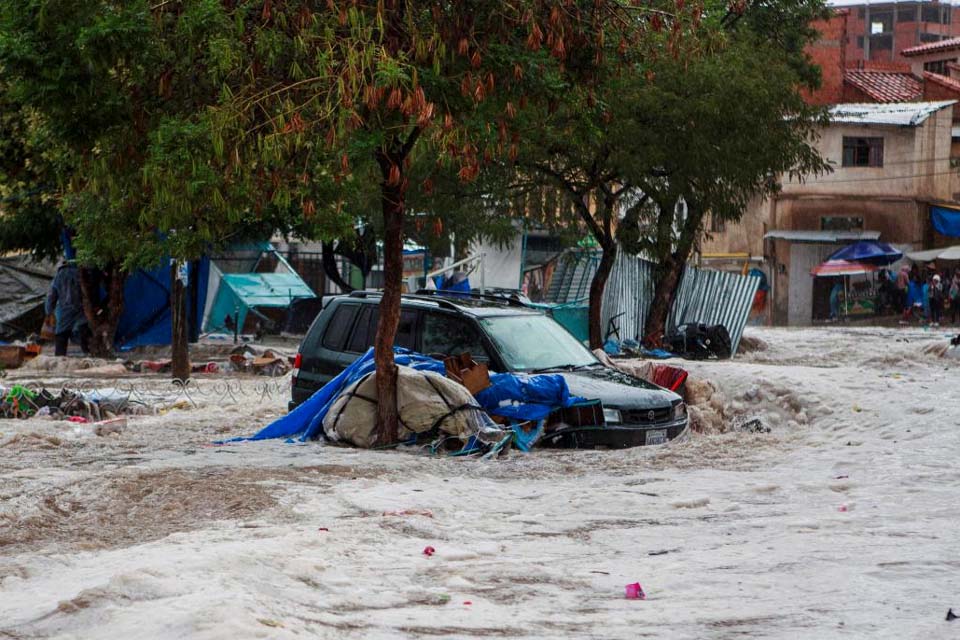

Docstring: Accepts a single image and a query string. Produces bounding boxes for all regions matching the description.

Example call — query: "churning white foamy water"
[1,326,958,639]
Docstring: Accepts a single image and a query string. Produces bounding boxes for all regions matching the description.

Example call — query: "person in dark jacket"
[45,260,90,356]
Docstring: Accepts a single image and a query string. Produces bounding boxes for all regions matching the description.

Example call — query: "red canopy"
[810,259,879,277]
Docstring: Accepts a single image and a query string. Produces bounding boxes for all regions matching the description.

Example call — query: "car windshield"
[478,314,598,372]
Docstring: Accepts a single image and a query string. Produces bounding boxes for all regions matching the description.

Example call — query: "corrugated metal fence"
[602,251,760,354]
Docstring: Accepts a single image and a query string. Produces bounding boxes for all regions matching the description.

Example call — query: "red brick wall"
[805,11,848,105]
[922,77,960,121]
[843,4,960,65]
[841,82,877,103]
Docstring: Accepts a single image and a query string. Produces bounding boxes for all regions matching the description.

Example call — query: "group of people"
[888,264,960,326]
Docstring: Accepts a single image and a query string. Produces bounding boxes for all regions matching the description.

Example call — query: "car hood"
[559,367,679,410]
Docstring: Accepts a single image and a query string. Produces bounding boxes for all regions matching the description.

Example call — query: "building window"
[870,34,893,50]
[842,137,884,167]
[821,217,864,232]
[897,4,916,22]
[925,59,949,74]
[870,11,894,32]
[922,5,937,22]
[920,32,945,43]
[710,215,726,233]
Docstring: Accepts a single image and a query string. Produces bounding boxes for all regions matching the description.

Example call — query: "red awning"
[810,259,879,277]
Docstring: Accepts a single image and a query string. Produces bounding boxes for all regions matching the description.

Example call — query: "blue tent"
[115,259,210,350]
[827,240,902,265]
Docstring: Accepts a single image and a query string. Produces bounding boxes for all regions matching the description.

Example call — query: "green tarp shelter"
[205,272,315,334]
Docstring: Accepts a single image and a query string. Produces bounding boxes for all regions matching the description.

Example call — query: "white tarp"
[470,230,524,290]
[905,245,960,262]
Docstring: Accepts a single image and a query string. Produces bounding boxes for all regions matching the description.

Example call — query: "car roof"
[337,291,544,317]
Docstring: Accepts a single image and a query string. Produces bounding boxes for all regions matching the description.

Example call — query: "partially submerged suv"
[291,292,688,448]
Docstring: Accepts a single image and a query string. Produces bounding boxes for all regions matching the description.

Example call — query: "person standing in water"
[45,260,90,356]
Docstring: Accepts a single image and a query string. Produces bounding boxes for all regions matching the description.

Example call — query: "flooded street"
[2,327,958,639]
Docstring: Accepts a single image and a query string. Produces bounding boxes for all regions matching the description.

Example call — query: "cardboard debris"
[443,352,491,395]
[0,343,42,369]
[230,348,289,375]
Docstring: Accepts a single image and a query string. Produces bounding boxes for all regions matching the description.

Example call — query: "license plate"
[645,429,668,445]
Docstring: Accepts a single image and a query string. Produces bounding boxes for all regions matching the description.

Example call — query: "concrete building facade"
[701,101,958,325]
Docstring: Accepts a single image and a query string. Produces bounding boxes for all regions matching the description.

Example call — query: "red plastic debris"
[423,546,436,556]
[318,527,329,532]
[625,583,646,600]
[463,601,472,605]
[838,504,848,512]
[66,416,89,424]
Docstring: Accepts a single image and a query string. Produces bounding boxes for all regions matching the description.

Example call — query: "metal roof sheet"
[828,101,956,126]
[764,230,882,244]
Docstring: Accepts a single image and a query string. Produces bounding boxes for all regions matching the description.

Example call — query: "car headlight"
[602,407,622,424]
[672,402,687,421]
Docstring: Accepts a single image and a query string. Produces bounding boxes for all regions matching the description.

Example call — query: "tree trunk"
[79,265,124,357]
[372,150,406,446]
[644,199,703,348]
[321,241,354,293]
[645,254,684,348]
[589,241,616,350]
[170,261,191,380]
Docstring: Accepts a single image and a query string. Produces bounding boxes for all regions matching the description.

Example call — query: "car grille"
[621,407,673,425]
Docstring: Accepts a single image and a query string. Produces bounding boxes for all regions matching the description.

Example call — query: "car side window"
[396,309,418,350]
[346,306,418,353]
[346,306,376,353]
[320,304,359,350]
[421,313,490,361]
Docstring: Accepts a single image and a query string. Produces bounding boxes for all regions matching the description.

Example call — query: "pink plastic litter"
[66,416,89,424]
[463,601,472,605]
[838,504,848,512]
[625,583,646,600]
[423,546,435,556]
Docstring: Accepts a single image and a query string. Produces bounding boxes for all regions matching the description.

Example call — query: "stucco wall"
[780,108,954,201]
[700,107,958,325]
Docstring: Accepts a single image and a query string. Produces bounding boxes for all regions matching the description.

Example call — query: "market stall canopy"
[827,240,903,265]
[905,245,960,262]
[810,259,879,277]
[931,206,960,237]
[764,230,881,244]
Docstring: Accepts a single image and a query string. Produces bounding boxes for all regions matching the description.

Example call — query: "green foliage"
[0,0,294,272]
[0,88,72,260]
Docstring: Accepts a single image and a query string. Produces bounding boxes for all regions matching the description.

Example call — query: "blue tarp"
[827,240,903,265]
[240,348,581,443]
[932,206,960,237]
[115,258,209,350]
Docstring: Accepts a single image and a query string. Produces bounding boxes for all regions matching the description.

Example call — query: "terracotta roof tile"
[924,71,960,94]
[902,37,960,57]
[843,70,923,102]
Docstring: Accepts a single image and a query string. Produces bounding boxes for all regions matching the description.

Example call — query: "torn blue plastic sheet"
[510,421,545,452]
[235,347,444,442]
[236,348,583,443]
